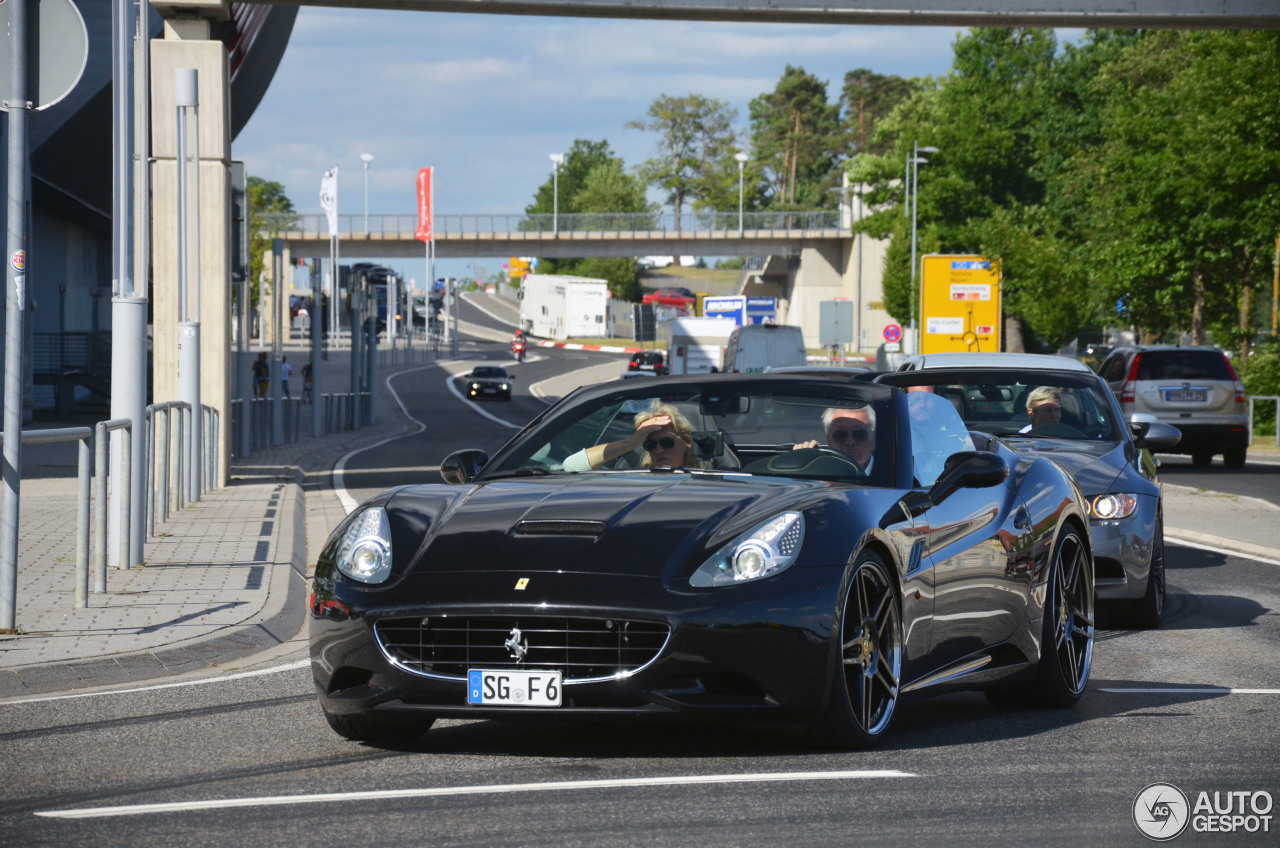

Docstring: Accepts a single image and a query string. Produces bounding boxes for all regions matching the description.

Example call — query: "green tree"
[525,142,655,301]
[248,177,295,309]
[525,139,617,219]
[628,94,738,229]
[749,66,841,209]
[1074,30,1280,352]
[840,68,916,157]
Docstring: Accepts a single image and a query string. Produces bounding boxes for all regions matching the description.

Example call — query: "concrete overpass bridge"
[263,210,847,259]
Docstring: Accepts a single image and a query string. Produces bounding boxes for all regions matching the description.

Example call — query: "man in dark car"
[794,406,876,473]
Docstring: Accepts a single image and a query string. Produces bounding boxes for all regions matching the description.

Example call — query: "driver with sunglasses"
[794,406,876,473]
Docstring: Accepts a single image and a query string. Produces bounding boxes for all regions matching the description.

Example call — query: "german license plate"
[467,669,562,707]
[1165,390,1207,402]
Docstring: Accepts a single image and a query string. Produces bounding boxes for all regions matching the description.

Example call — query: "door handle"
[1014,505,1032,530]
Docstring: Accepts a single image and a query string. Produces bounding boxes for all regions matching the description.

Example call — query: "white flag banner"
[319,166,339,234]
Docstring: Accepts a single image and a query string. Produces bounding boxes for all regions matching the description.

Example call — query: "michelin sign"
[702,295,777,325]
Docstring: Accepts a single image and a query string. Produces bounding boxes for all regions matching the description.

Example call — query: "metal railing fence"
[1248,396,1279,447]
[260,210,844,240]
[0,428,93,608]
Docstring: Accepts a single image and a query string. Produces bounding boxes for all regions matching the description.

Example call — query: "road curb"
[1165,528,1280,562]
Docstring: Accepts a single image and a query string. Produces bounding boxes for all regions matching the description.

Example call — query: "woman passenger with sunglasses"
[561,403,702,471]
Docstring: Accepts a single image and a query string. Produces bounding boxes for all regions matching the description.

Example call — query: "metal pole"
[311,291,323,437]
[1,0,32,631]
[175,69,202,503]
[111,0,147,570]
[909,143,919,356]
[271,239,284,445]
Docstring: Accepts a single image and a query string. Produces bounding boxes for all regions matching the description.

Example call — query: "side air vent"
[514,519,607,537]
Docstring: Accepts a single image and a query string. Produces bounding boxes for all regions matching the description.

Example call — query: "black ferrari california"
[310,374,1095,748]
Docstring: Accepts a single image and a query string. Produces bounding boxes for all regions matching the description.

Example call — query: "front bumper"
[1087,494,1159,601]
[310,568,842,725]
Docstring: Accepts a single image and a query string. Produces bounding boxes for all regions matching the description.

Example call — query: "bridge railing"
[260,210,844,239]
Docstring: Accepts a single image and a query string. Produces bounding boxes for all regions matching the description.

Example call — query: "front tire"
[1033,526,1094,706]
[812,552,903,749]
[1123,515,1166,630]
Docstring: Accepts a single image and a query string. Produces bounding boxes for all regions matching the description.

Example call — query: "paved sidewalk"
[0,349,430,699]
[0,349,1275,699]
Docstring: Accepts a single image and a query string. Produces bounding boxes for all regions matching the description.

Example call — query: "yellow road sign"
[920,255,1001,353]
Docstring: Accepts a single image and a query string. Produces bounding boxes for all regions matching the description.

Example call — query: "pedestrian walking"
[252,352,269,399]
[302,361,313,404]
[281,356,293,398]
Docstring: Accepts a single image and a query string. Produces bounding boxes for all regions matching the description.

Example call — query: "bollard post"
[76,434,91,608]
[118,424,132,569]
[93,422,108,593]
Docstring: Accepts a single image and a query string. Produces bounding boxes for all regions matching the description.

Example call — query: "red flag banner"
[416,167,433,242]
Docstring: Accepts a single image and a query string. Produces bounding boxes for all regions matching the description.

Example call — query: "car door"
[917,474,1032,673]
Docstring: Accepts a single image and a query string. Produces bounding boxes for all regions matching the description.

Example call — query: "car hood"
[1005,438,1125,494]
[384,473,868,581]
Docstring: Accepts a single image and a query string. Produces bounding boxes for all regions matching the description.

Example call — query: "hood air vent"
[515,519,608,538]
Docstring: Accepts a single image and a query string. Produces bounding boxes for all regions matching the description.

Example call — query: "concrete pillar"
[149,8,232,487]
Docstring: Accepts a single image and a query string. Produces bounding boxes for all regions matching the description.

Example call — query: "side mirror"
[927,451,1009,505]
[1130,416,1181,451]
[440,449,490,484]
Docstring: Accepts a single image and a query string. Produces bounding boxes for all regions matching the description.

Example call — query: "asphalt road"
[3,328,1277,846]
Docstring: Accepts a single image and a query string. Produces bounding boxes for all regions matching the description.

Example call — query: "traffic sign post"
[919,255,1001,354]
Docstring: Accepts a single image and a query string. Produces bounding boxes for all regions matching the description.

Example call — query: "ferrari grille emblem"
[514,578,529,590]
[505,627,529,663]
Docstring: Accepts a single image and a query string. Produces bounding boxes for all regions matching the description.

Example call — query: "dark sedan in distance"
[311,374,1095,748]
[463,365,513,401]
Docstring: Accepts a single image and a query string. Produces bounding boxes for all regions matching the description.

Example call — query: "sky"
[232,9,985,282]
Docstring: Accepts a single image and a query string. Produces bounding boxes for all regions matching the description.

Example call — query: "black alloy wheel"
[813,552,903,748]
[1034,527,1094,706]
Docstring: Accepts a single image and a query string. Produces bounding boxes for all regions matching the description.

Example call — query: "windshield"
[482,377,898,486]
[472,367,507,379]
[878,369,1123,440]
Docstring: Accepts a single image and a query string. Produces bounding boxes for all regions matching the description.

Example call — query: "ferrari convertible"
[310,373,1095,748]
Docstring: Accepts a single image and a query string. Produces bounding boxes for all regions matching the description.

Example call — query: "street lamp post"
[360,153,373,235]
[550,153,564,235]
[735,152,749,235]
[908,142,939,354]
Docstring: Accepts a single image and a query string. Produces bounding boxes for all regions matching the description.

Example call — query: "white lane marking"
[37,770,915,819]
[1100,688,1280,695]
[461,291,519,329]
[0,660,310,706]
[1165,537,1280,566]
[334,365,433,514]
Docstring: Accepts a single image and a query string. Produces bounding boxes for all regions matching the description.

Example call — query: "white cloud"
[234,9,968,278]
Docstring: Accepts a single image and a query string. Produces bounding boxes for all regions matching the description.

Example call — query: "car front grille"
[375,615,671,682]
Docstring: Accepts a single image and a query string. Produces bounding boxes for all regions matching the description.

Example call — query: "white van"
[722,324,807,373]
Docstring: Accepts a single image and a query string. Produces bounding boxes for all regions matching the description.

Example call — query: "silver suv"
[1097,345,1248,467]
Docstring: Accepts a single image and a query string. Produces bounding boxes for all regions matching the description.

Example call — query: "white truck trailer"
[661,316,738,375]
[518,274,610,341]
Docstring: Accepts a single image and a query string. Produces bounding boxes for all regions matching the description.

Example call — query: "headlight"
[469,382,481,391]
[690,512,805,587]
[334,507,393,584]
[1088,493,1138,520]
[500,383,510,391]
